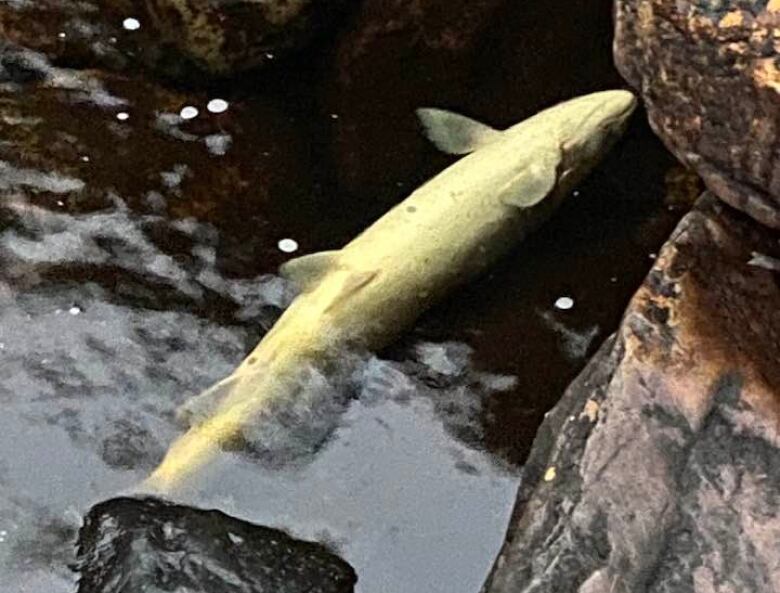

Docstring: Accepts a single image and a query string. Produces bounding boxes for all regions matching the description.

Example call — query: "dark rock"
[481,194,780,593]
[614,0,780,229]
[144,0,353,76]
[76,497,357,593]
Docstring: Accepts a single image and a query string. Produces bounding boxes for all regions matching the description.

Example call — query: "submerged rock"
[144,0,352,76]
[482,194,780,593]
[0,42,316,273]
[76,497,357,593]
[0,0,153,74]
[0,0,351,78]
[614,0,780,229]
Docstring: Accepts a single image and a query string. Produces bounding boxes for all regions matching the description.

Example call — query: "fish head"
[547,90,637,192]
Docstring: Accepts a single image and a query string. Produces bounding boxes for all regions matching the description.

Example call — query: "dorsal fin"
[416,108,502,155]
[279,250,340,291]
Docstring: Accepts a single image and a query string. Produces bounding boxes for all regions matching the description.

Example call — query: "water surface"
[0,4,689,591]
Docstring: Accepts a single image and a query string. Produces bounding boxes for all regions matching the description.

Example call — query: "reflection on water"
[179,399,518,593]
[0,182,520,593]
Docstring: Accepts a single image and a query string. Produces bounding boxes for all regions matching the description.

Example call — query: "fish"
[143,89,637,492]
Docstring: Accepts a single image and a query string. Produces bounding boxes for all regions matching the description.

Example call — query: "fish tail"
[142,400,248,493]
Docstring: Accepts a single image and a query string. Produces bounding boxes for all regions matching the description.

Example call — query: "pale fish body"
[144,90,637,491]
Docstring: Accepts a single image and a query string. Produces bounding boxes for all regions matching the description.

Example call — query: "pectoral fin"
[416,108,502,155]
[279,250,340,291]
[501,149,561,209]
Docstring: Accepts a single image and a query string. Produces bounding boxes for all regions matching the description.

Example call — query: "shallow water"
[0,190,520,593]
[0,2,691,592]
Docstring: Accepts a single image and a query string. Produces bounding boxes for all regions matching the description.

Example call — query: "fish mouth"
[613,91,638,121]
[621,95,638,117]
[596,93,638,136]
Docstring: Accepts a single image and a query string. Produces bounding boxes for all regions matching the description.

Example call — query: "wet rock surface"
[76,497,357,593]
[614,0,780,229]
[482,194,780,593]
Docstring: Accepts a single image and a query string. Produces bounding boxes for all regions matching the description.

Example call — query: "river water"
[0,2,690,592]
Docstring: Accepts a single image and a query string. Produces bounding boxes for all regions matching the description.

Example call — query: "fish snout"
[607,90,638,120]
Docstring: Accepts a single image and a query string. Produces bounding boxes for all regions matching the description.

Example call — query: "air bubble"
[180,106,199,120]
[278,238,299,253]
[207,99,229,114]
[122,18,141,31]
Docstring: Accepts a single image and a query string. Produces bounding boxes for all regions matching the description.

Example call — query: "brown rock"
[481,194,780,593]
[614,0,780,229]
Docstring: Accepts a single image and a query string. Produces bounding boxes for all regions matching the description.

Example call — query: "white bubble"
[122,18,141,31]
[116,112,129,121]
[330,113,339,120]
[69,306,82,316]
[278,238,299,253]
[81,155,90,162]
[554,296,574,311]
[58,32,67,39]
[207,99,229,114]
[180,106,199,120]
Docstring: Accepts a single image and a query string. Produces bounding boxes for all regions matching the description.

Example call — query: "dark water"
[0,1,692,592]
